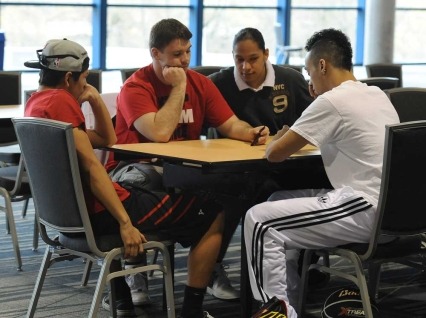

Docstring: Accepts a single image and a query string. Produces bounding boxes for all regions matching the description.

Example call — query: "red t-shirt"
[25,89,130,214]
[105,64,234,170]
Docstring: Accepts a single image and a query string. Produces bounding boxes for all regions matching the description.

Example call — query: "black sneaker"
[102,294,136,317]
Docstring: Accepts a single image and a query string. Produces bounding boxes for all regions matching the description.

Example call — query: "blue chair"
[13,117,175,317]
[299,120,426,318]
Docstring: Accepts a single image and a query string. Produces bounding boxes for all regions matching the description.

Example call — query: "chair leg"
[149,249,159,277]
[1,188,22,270]
[27,246,54,318]
[81,259,93,286]
[298,249,314,317]
[240,218,254,318]
[163,243,175,312]
[88,252,116,318]
[89,244,176,318]
[367,262,382,301]
[5,213,10,234]
[349,254,375,318]
[32,214,39,251]
[21,197,30,218]
[162,243,176,318]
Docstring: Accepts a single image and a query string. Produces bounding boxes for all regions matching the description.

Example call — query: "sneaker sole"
[132,298,153,306]
[101,297,136,317]
[131,290,152,306]
[206,287,240,301]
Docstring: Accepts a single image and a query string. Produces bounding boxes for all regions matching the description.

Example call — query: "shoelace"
[215,264,233,286]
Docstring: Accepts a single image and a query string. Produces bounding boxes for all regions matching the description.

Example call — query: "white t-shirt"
[291,80,400,205]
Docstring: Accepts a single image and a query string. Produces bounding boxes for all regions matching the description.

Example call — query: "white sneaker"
[125,265,152,306]
[207,263,240,300]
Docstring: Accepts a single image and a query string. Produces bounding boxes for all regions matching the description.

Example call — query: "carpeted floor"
[1,200,425,317]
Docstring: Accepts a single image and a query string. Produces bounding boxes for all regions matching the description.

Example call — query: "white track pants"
[244,186,376,318]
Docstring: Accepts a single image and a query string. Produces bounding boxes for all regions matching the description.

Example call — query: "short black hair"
[149,18,192,51]
[38,56,90,86]
[305,28,353,71]
[233,27,266,51]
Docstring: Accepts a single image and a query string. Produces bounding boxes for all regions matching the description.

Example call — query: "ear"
[64,72,73,87]
[319,59,326,72]
[264,48,270,61]
[151,47,160,60]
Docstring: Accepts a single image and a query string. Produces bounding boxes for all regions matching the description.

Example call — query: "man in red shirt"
[107,18,269,303]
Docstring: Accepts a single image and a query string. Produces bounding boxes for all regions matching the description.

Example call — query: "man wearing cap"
[24,38,225,318]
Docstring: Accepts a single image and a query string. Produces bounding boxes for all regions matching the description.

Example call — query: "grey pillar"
[364,0,396,64]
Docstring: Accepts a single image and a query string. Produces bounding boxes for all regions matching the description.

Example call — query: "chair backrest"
[365,63,403,87]
[120,68,139,83]
[81,92,118,164]
[372,121,426,247]
[24,89,37,105]
[191,66,224,77]
[384,87,426,122]
[87,69,102,93]
[12,118,96,240]
[0,118,17,145]
[359,77,399,90]
[82,92,118,129]
[0,71,21,105]
[277,64,303,73]
[0,117,20,164]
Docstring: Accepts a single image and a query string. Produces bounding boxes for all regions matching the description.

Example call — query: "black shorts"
[90,187,222,248]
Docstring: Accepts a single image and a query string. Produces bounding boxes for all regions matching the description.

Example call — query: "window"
[106,7,189,68]
[2,1,425,71]
[202,7,277,66]
[1,3,93,70]
[395,0,426,63]
[290,1,362,65]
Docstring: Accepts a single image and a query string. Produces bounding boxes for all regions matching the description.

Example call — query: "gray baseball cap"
[24,38,88,72]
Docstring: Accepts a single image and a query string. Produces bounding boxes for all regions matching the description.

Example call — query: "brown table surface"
[0,104,24,119]
[110,138,320,173]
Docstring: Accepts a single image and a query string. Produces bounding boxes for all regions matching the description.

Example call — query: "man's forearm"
[133,84,186,142]
[154,85,186,139]
[224,119,253,141]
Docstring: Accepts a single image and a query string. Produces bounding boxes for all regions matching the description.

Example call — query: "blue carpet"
[1,200,425,317]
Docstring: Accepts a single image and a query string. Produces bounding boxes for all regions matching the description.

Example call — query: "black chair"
[0,156,33,270]
[359,77,399,90]
[87,69,102,93]
[81,92,118,164]
[0,71,21,105]
[298,120,426,318]
[191,66,224,76]
[384,87,426,122]
[0,116,34,270]
[24,89,37,105]
[191,65,225,139]
[0,77,23,169]
[277,64,303,73]
[0,117,20,164]
[120,68,139,83]
[12,117,175,317]
[365,63,403,88]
